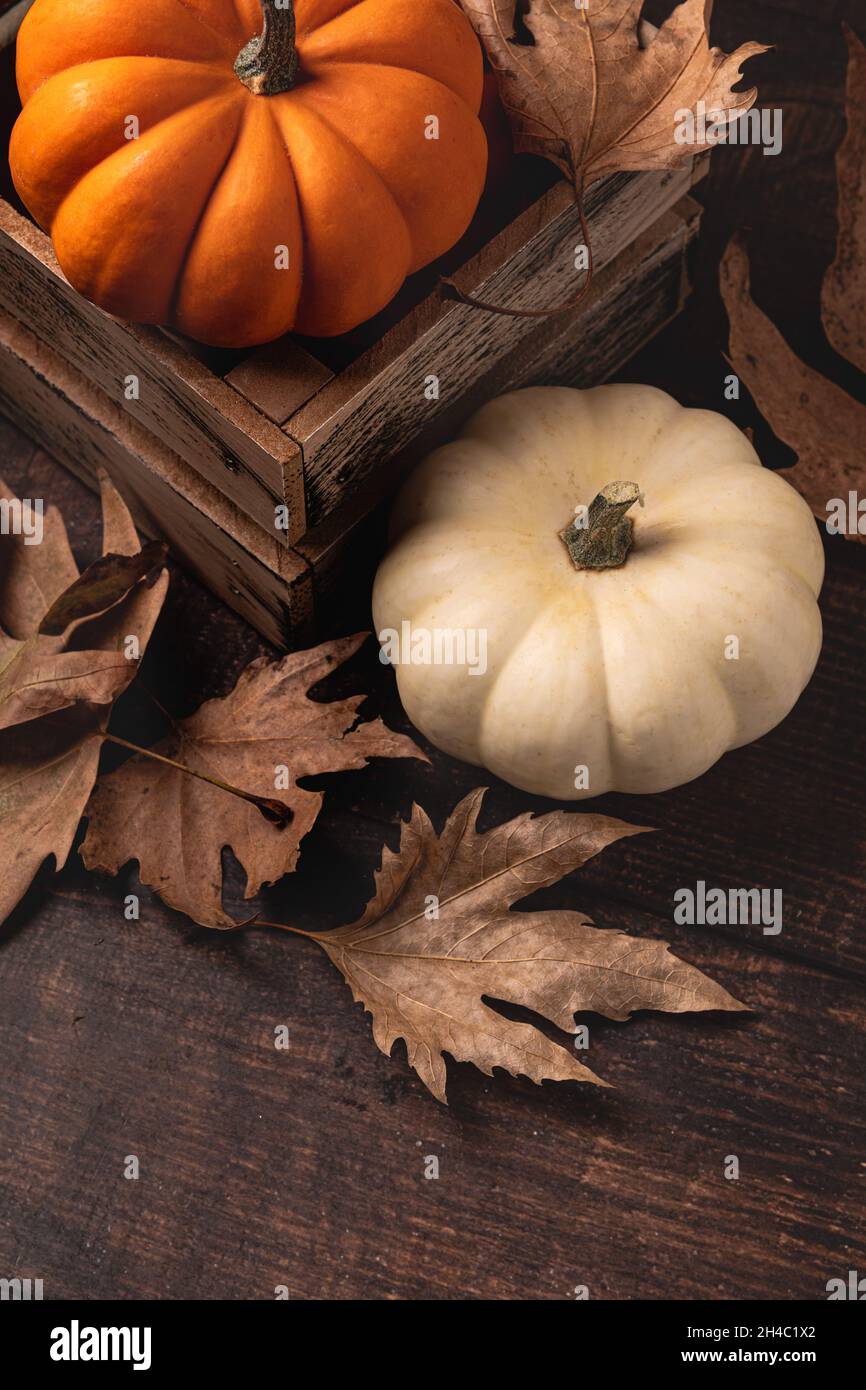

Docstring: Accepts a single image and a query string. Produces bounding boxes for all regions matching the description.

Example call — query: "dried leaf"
[721,30,866,537]
[822,23,866,374]
[81,634,427,928]
[0,474,168,926]
[309,789,746,1103]
[721,235,866,537]
[38,540,166,636]
[0,476,168,729]
[0,706,106,924]
[460,0,766,187]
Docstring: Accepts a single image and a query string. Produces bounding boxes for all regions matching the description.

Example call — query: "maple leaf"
[720,30,866,541]
[302,789,746,1103]
[0,473,168,926]
[80,634,426,928]
[459,0,766,188]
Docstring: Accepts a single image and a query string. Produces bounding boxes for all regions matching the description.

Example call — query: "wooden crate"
[0,199,700,647]
[0,3,705,537]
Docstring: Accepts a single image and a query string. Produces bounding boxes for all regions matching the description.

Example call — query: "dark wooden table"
[1,0,864,1300]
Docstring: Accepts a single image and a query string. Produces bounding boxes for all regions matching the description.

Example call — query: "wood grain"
[0,880,861,1300]
[0,202,306,543]
[0,312,314,647]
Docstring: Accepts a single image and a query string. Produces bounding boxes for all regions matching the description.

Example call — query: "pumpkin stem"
[562,481,643,570]
[235,0,298,96]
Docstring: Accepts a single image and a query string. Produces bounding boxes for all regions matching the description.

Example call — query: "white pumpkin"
[372,384,824,799]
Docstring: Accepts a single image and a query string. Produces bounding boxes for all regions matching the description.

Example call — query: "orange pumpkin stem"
[235,0,299,96]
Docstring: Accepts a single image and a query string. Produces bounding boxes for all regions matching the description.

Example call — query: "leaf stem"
[440,175,594,318]
[135,681,180,732]
[101,733,293,827]
[250,918,316,939]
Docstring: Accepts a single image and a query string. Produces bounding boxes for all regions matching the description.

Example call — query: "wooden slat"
[489,198,699,390]
[289,161,706,527]
[224,336,334,425]
[0,205,307,542]
[0,310,314,647]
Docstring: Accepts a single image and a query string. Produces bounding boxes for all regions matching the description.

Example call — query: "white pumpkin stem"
[235,0,298,96]
[562,481,643,570]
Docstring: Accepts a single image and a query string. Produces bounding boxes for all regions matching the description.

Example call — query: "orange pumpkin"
[444,1,512,191]
[10,0,487,346]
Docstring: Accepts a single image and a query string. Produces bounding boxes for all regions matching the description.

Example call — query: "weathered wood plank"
[0,877,861,1300]
[0,204,306,542]
[225,337,334,426]
[0,310,314,646]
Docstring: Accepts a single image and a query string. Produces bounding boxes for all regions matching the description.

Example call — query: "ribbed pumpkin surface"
[11,0,487,346]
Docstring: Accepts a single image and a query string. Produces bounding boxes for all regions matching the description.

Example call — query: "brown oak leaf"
[720,27,866,539]
[0,473,168,926]
[721,236,866,536]
[81,634,426,928]
[305,789,746,1103]
[459,0,766,188]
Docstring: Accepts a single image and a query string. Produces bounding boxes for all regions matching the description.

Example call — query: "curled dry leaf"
[81,634,426,928]
[0,472,168,926]
[721,27,866,538]
[0,480,166,729]
[721,235,866,533]
[37,540,166,637]
[304,789,746,1103]
[459,0,766,188]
